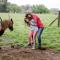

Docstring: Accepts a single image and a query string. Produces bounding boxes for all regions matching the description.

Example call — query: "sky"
[8,0,60,10]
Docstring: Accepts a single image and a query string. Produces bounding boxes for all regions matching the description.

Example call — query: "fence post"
[58,11,60,27]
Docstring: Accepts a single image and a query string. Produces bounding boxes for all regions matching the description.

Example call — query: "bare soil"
[0,46,60,60]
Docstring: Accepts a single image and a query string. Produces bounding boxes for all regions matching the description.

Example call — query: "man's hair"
[24,18,30,26]
[25,13,33,20]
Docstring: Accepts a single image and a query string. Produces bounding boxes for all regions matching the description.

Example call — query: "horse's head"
[9,18,13,31]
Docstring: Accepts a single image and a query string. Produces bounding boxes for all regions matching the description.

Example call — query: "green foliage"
[7,3,21,13]
[0,0,7,12]
[32,5,50,13]
[0,1,50,13]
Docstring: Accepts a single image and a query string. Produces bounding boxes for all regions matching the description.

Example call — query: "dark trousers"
[38,28,44,48]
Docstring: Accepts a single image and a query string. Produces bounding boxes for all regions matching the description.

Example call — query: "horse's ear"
[0,17,2,22]
[11,18,12,21]
[11,18,13,24]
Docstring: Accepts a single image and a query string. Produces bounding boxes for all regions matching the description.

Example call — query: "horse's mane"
[0,18,13,36]
[2,20,10,26]
[0,20,10,36]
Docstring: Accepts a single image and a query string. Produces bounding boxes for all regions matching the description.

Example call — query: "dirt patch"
[0,47,60,60]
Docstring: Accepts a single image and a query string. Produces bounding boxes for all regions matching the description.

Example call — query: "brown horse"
[0,17,13,36]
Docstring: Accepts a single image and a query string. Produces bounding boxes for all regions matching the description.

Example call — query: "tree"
[7,3,21,13]
[21,5,32,13]
[0,0,7,12]
[32,5,50,13]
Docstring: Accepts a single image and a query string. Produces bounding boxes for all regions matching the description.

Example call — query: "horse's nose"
[11,28,13,31]
[0,30,4,36]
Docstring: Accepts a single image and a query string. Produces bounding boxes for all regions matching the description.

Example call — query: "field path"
[0,47,60,60]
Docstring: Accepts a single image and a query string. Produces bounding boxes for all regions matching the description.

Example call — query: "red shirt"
[32,14,44,28]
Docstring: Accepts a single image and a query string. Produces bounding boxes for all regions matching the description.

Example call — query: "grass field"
[0,13,60,51]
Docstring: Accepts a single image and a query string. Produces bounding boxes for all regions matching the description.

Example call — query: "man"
[25,11,44,49]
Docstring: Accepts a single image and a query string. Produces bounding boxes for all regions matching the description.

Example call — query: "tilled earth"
[0,46,60,60]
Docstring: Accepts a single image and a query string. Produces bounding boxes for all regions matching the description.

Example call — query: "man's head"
[25,13,33,21]
[24,10,33,25]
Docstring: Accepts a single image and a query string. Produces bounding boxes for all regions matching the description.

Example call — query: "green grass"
[0,13,60,51]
